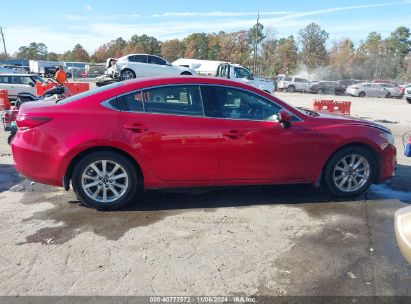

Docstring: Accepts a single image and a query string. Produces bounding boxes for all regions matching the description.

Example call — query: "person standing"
[55,65,68,84]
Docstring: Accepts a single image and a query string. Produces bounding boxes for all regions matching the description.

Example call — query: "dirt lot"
[0,91,410,296]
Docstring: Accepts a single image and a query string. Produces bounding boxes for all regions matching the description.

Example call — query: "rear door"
[147,56,175,76]
[118,84,219,181]
[128,55,148,77]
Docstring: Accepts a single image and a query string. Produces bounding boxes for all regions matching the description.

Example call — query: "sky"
[1,0,411,54]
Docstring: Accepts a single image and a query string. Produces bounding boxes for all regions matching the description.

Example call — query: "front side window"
[148,56,166,65]
[143,85,204,117]
[0,76,10,84]
[233,67,251,79]
[210,86,281,121]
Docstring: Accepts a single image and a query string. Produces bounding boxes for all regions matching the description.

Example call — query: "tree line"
[2,22,411,81]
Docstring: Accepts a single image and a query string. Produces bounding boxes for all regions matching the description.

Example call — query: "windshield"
[57,81,125,104]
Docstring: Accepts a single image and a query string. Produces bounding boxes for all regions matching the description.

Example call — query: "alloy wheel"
[333,154,370,193]
[81,160,129,203]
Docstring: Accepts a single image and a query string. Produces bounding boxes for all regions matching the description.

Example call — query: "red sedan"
[12,77,396,210]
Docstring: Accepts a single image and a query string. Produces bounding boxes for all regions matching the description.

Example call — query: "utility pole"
[0,27,7,57]
[253,12,260,74]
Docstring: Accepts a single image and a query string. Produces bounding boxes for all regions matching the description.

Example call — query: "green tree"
[129,34,161,55]
[385,26,411,78]
[183,33,208,59]
[298,23,329,69]
[16,42,48,60]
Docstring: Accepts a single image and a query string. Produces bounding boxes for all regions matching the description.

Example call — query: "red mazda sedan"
[12,77,396,210]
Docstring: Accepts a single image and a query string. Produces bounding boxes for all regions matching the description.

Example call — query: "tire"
[287,85,296,93]
[324,146,376,197]
[180,71,192,75]
[385,93,391,98]
[72,151,139,210]
[407,98,411,104]
[7,133,15,145]
[358,91,366,97]
[120,69,136,81]
[66,72,72,79]
[316,88,324,94]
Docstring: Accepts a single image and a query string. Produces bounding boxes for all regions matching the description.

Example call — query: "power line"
[0,27,7,57]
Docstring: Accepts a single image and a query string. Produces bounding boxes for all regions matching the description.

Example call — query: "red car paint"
[12,77,396,190]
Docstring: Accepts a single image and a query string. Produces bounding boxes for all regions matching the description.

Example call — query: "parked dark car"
[306,81,346,95]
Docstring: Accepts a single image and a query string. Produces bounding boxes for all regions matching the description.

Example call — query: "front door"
[118,84,219,181]
[205,85,320,182]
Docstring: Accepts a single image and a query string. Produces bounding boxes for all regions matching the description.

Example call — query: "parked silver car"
[346,82,390,98]
[277,76,310,93]
[405,86,411,104]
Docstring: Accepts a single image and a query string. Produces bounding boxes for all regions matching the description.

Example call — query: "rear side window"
[128,55,147,63]
[143,85,204,117]
[118,91,144,112]
[284,77,292,81]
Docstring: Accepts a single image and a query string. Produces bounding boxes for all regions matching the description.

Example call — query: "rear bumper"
[12,131,64,187]
[378,143,397,182]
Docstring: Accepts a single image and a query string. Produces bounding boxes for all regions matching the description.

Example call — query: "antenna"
[0,27,7,57]
[253,11,260,74]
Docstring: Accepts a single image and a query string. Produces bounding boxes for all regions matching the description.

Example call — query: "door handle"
[123,124,148,133]
[222,130,246,140]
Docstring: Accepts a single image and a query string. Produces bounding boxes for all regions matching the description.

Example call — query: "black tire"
[407,98,411,104]
[324,146,376,197]
[72,151,139,210]
[180,71,192,75]
[287,85,296,93]
[316,88,324,94]
[358,91,366,97]
[385,93,391,98]
[120,69,136,81]
[66,72,72,79]
[7,133,15,145]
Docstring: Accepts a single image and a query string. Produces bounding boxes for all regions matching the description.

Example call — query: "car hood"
[313,112,391,133]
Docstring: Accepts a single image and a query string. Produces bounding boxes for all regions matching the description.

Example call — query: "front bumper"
[378,143,397,182]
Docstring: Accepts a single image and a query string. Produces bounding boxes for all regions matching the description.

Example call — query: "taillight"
[16,115,51,130]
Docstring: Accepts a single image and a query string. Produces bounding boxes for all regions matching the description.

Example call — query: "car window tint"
[148,56,166,65]
[233,67,250,78]
[294,78,303,82]
[119,91,144,112]
[129,55,147,63]
[143,85,204,117]
[211,86,281,121]
[0,75,10,83]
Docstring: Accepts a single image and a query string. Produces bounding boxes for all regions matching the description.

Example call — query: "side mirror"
[395,206,411,264]
[277,109,293,129]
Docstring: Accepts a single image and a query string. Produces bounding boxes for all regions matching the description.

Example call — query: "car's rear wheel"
[72,151,139,210]
[324,146,376,197]
[386,93,391,98]
[358,91,366,97]
[316,88,324,94]
[120,69,136,81]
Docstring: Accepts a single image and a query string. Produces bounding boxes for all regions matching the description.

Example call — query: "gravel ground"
[0,91,410,296]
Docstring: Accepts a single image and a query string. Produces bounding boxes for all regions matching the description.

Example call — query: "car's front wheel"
[72,151,139,210]
[324,146,376,197]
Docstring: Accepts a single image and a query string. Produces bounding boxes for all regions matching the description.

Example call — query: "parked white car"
[277,76,310,93]
[114,54,195,80]
[0,73,45,100]
[346,82,390,98]
[379,83,403,98]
